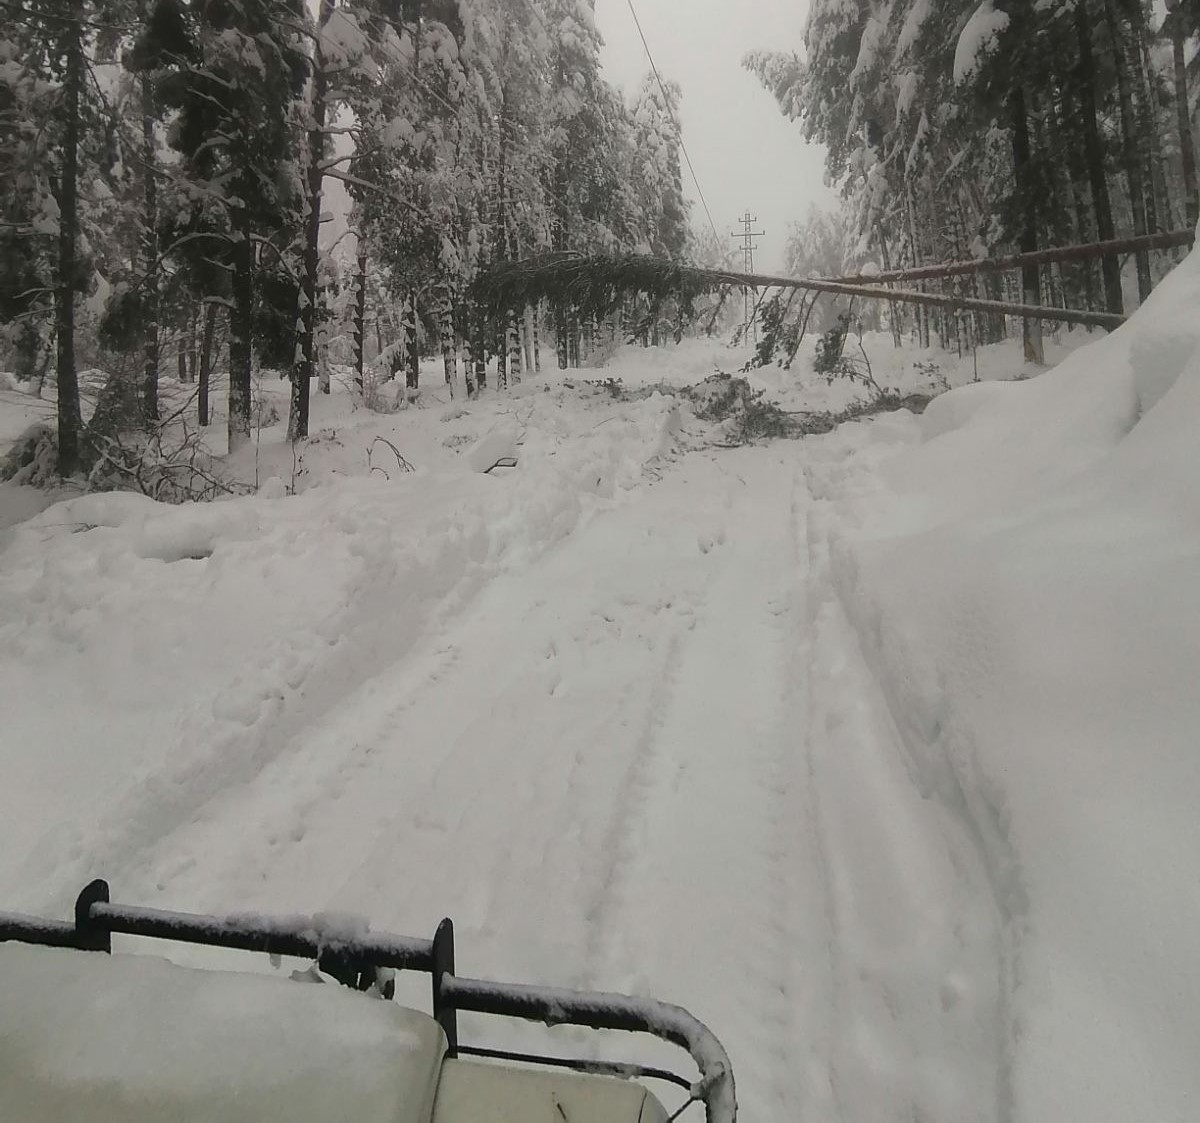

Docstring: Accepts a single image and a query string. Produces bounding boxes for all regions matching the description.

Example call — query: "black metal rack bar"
[456,1046,694,1091]
[90,901,435,968]
[442,973,736,1122]
[0,880,736,1123]
[0,912,80,948]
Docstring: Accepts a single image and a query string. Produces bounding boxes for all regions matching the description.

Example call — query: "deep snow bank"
[0,390,686,914]
[809,248,1200,1120]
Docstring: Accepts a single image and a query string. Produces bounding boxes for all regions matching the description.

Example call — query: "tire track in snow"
[116,456,731,985]
[73,437,1007,1123]
[782,463,841,1123]
[576,473,742,985]
[582,452,821,1123]
[578,627,686,981]
[802,491,1004,1123]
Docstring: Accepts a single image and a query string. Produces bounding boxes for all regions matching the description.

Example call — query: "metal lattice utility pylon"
[731,211,764,342]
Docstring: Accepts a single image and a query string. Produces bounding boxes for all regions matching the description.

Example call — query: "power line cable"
[624,0,725,254]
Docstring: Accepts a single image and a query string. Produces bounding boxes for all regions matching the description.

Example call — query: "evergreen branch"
[0,0,136,33]
[250,235,300,283]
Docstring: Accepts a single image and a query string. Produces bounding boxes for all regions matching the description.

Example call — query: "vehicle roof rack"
[0,880,736,1123]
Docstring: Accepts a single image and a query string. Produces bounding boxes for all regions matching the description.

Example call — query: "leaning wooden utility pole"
[472,248,1145,336]
[687,266,1127,329]
[832,229,1195,287]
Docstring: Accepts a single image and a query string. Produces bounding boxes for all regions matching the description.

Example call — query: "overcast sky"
[594,0,837,272]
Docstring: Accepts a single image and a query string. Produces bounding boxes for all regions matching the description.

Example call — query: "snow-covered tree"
[146,0,307,450]
[746,0,1197,352]
[628,73,688,259]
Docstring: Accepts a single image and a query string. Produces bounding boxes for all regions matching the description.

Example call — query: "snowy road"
[50,444,1003,1123]
[6,293,1200,1123]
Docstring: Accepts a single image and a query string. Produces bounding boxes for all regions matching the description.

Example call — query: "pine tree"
[149,0,307,451]
[0,2,106,473]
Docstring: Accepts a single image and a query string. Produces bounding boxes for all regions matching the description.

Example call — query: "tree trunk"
[522,304,535,374]
[462,307,477,398]
[473,311,487,391]
[905,189,929,348]
[1127,1,1173,237]
[1051,82,1097,313]
[1127,7,1163,239]
[405,292,419,389]
[228,210,254,451]
[506,310,522,386]
[1167,3,1198,225]
[54,3,85,475]
[1009,84,1044,363]
[568,318,580,368]
[496,330,507,391]
[353,251,367,392]
[140,77,160,425]
[317,290,331,395]
[556,314,569,369]
[188,310,199,383]
[1103,0,1152,300]
[14,321,40,383]
[289,0,334,442]
[875,224,902,348]
[1074,0,1123,314]
[494,83,513,393]
[387,308,404,382]
[440,295,458,399]
[461,339,476,398]
[198,302,217,427]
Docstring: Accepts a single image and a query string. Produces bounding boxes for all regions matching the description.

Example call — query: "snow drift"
[0,390,686,915]
[809,244,1200,1121]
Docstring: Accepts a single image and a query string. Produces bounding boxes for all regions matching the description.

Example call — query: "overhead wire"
[624,0,725,254]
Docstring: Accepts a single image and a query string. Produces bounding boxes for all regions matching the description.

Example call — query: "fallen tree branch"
[366,435,415,478]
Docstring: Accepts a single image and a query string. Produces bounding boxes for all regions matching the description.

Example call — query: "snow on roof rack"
[0,879,737,1123]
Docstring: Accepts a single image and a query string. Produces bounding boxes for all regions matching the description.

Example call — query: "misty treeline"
[747,0,1200,361]
[0,0,694,476]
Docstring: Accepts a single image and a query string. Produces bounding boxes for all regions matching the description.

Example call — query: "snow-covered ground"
[1,291,1196,1123]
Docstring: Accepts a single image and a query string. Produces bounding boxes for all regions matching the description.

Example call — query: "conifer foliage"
[747,0,1200,359]
[0,0,693,469]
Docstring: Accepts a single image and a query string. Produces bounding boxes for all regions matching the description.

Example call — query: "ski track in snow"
[35,442,1004,1123]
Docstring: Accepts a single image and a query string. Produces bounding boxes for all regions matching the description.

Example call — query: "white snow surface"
[0,278,1196,1123]
[804,248,1200,1122]
[953,0,1010,84]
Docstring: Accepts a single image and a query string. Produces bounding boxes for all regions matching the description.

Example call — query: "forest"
[0,0,692,479]
[750,0,1200,361]
[2,0,1199,483]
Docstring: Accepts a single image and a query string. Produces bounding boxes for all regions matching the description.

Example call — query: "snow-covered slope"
[807,248,1200,1121]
